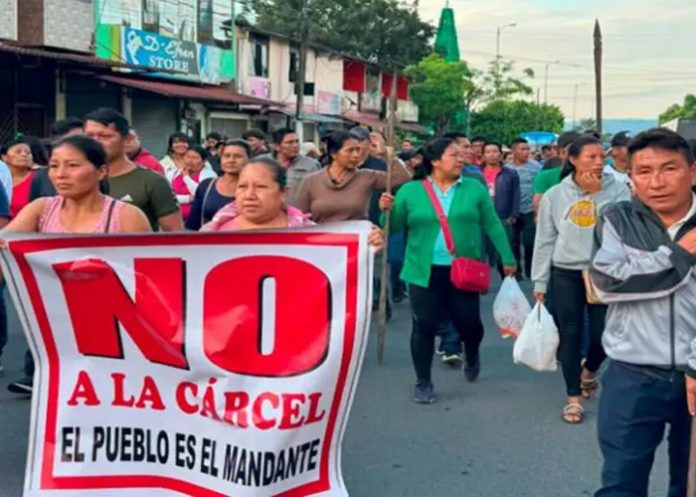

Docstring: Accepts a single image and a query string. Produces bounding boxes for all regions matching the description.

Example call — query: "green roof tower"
[434,2,460,62]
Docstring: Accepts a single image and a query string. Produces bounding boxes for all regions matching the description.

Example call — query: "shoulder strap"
[200,178,217,227]
[421,179,456,256]
[104,198,117,234]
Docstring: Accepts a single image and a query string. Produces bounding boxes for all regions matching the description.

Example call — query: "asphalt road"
[0,278,671,497]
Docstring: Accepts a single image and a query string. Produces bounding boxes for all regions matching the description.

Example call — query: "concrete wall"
[43,0,94,52]
[0,0,17,40]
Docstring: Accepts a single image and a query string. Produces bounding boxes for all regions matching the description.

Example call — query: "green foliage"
[659,94,696,124]
[405,54,473,134]
[247,0,434,67]
[483,59,535,102]
[471,100,565,145]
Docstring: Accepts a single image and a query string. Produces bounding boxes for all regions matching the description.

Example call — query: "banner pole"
[377,70,398,366]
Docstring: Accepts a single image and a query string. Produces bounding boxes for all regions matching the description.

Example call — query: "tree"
[577,118,597,131]
[405,54,473,134]
[659,94,696,124]
[471,100,565,145]
[247,0,434,68]
[484,59,535,102]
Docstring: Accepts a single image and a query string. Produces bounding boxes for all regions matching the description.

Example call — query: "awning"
[0,41,168,74]
[396,122,429,133]
[302,113,348,125]
[342,110,384,130]
[96,75,278,106]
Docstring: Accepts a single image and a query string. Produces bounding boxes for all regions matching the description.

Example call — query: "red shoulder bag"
[422,179,490,293]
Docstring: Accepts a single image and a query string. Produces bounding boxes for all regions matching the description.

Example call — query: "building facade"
[0,0,423,152]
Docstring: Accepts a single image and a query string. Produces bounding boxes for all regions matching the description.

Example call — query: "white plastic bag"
[493,277,532,339]
[513,302,559,372]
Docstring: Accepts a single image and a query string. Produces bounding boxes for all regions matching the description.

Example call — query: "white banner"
[1,223,373,497]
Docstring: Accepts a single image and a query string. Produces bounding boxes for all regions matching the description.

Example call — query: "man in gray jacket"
[590,128,696,497]
[264,128,320,207]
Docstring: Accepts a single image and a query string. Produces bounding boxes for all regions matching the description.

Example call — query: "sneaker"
[414,380,435,404]
[7,376,33,395]
[463,353,481,382]
[441,353,463,366]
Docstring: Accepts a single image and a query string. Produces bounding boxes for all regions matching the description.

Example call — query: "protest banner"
[1,223,373,497]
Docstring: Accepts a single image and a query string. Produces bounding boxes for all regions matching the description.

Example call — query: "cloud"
[418,0,696,119]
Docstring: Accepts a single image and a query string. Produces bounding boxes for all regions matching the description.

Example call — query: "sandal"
[561,403,585,424]
[581,374,599,399]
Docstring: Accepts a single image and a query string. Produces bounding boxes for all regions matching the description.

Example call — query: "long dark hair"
[51,135,109,194]
[412,137,456,180]
[167,132,190,155]
[560,135,603,180]
[325,131,355,162]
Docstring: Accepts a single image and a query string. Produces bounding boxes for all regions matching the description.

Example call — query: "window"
[249,34,269,78]
[289,44,299,83]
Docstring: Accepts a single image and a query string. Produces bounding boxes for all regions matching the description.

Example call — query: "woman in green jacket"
[380,137,516,404]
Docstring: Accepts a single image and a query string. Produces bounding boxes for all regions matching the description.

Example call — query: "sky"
[417,0,696,121]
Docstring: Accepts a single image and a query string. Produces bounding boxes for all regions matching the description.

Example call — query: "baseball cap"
[349,126,371,141]
[610,131,631,148]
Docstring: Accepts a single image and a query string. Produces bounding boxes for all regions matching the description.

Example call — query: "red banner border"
[11,232,361,497]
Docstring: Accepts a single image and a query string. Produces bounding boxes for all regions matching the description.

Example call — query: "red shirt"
[482,166,501,198]
[133,148,165,176]
[10,172,35,218]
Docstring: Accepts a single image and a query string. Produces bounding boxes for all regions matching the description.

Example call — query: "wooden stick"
[689,416,696,497]
[377,70,399,366]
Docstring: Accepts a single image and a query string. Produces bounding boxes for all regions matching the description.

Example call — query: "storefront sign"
[318,91,342,116]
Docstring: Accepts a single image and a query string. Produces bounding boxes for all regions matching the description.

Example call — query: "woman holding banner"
[4,134,151,395]
[202,157,385,250]
[294,131,411,224]
[380,137,516,404]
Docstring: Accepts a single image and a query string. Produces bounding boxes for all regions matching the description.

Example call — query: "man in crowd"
[205,132,224,174]
[533,131,581,213]
[205,132,222,154]
[604,131,632,189]
[470,136,486,168]
[265,127,320,206]
[541,144,558,162]
[125,129,165,176]
[84,108,182,232]
[508,138,541,278]
[443,132,485,180]
[400,139,414,155]
[591,128,694,497]
[242,129,270,157]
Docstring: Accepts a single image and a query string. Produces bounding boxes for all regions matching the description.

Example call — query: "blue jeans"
[596,361,690,497]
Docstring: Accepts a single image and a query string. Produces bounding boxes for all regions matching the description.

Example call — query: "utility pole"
[295,0,309,142]
[544,60,560,104]
[495,23,516,99]
[594,19,603,135]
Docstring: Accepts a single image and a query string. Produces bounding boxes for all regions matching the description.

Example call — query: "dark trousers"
[25,350,34,376]
[409,266,483,382]
[510,212,536,277]
[596,361,690,497]
[551,268,607,396]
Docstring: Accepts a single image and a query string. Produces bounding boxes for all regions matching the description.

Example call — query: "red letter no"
[203,256,331,377]
[53,258,187,369]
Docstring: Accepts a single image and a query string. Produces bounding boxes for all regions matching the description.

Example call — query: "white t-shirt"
[604,165,632,191]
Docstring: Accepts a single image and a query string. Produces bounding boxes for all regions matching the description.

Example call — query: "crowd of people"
[1,107,695,496]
